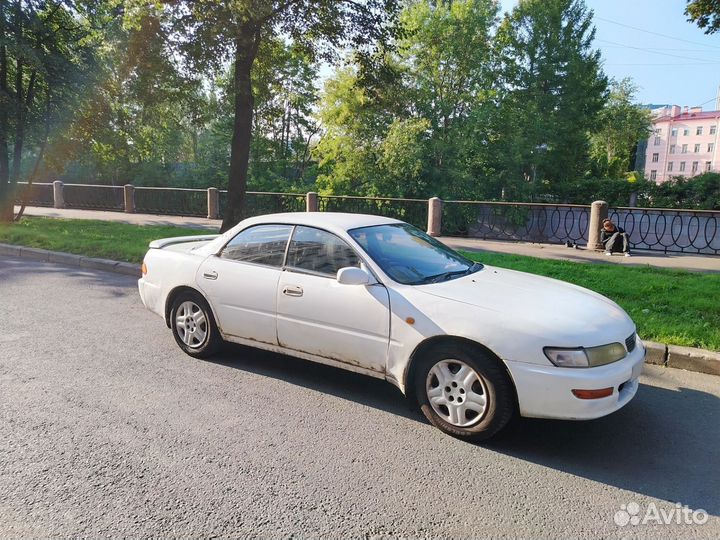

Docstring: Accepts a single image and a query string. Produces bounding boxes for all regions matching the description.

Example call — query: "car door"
[276,226,391,374]
[197,224,293,345]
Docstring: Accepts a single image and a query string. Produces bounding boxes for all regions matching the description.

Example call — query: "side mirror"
[337,267,371,285]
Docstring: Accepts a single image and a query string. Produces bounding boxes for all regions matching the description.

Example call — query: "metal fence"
[608,207,720,256]
[442,201,590,245]
[134,187,207,217]
[13,182,54,207]
[318,195,428,230]
[9,182,720,256]
[219,191,306,219]
[64,184,124,211]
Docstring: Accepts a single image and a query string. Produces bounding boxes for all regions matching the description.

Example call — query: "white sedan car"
[138,212,646,440]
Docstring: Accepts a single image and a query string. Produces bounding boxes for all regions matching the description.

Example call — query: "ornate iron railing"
[317,195,428,229]
[219,191,306,219]
[13,182,54,207]
[442,201,590,245]
[608,207,720,256]
[64,184,124,211]
[134,187,207,216]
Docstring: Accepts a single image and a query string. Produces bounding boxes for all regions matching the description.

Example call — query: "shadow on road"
[212,343,720,517]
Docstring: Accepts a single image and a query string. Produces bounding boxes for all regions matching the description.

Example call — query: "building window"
[682,144,688,153]
[680,161,686,171]
[650,170,657,180]
[683,129,689,136]
[652,153,659,162]
[709,143,715,152]
[711,126,717,135]
[697,126,703,135]
[671,128,678,137]
[706,161,712,171]
[692,161,699,173]
[670,144,676,154]
[668,162,674,172]
[654,128,661,135]
[694,144,701,153]
[654,137,661,145]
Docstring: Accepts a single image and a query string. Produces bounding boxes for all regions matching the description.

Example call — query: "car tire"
[170,290,222,359]
[414,344,515,441]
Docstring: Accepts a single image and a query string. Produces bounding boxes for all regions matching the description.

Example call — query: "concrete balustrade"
[587,200,609,251]
[53,181,65,209]
[427,197,443,236]
[207,187,219,219]
[306,192,318,212]
[123,184,135,214]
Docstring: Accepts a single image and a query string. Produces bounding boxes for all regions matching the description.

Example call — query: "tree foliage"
[686,0,720,34]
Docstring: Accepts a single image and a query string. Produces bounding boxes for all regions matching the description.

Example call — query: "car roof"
[240,212,404,234]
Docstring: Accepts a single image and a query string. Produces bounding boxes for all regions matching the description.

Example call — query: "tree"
[146,0,402,231]
[494,0,607,193]
[686,0,720,34]
[589,78,652,178]
[0,0,102,221]
[315,0,499,199]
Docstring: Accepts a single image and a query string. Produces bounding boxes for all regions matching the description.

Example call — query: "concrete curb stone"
[667,345,720,376]
[1,242,718,377]
[643,341,668,366]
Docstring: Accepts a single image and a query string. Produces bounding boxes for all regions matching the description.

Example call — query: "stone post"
[427,197,443,237]
[123,184,135,214]
[53,180,65,209]
[207,187,219,219]
[306,191,319,212]
[587,200,609,250]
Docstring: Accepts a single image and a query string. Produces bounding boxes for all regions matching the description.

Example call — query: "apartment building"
[643,105,720,183]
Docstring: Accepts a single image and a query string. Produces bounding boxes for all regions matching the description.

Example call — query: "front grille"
[625,332,636,353]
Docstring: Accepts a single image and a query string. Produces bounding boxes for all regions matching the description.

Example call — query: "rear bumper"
[507,339,646,420]
[138,277,164,319]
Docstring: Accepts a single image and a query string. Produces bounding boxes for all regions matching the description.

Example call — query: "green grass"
[0,217,213,264]
[1,217,718,350]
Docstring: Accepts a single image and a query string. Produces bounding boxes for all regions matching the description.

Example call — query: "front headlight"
[544,343,626,368]
[544,348,589,368]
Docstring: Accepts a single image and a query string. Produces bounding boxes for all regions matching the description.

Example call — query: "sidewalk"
[17,205,720,273]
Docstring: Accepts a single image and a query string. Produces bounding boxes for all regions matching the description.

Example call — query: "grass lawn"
[1,216,718,351]
[0,216,213,264]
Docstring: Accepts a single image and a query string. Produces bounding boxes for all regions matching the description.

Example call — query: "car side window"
[286,226,360,276]
[221,224,293,267]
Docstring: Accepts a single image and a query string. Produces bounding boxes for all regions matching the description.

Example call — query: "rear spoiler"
[148,235,220,249]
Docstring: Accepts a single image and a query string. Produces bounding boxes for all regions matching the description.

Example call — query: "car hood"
[414,265,634,347]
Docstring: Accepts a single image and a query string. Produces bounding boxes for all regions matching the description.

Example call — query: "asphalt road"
[1,255,719,539]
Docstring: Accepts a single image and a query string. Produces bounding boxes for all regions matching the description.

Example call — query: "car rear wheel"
[170,291,222,358]
[414,344,515,441]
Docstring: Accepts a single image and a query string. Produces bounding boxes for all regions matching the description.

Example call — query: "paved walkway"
[17,206,720,273]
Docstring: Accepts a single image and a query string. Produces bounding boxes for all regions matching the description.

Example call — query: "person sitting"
[600,218,631,257]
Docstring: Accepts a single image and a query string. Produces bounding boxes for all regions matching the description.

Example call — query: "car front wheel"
[170,291,222,358]
[414,344,515,441]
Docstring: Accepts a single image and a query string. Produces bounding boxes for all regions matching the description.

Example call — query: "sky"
[499,0,720,110]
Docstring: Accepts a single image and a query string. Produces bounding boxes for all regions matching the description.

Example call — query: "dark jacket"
[600,226,625,245]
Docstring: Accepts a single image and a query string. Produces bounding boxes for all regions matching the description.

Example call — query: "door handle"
[282,285,303,297]
[203,270,218,280]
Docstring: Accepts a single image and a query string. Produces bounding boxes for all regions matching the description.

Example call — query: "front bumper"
[507,339,646,420]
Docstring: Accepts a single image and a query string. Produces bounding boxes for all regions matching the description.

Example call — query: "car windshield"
[349,223,483,285]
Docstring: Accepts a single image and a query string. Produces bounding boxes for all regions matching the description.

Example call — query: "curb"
[1,242,718,378]
[0,243,140,278]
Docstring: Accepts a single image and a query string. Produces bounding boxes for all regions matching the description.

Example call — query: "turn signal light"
[571,387,613,400]
[141,262,147,275]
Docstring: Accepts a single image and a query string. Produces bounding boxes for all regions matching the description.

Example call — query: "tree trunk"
[0,0,11,221]
[221,26,261,232]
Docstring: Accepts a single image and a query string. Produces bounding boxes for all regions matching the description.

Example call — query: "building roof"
[654,110,720,122]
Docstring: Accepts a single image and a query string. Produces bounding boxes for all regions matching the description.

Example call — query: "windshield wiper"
[417,263,483,284]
